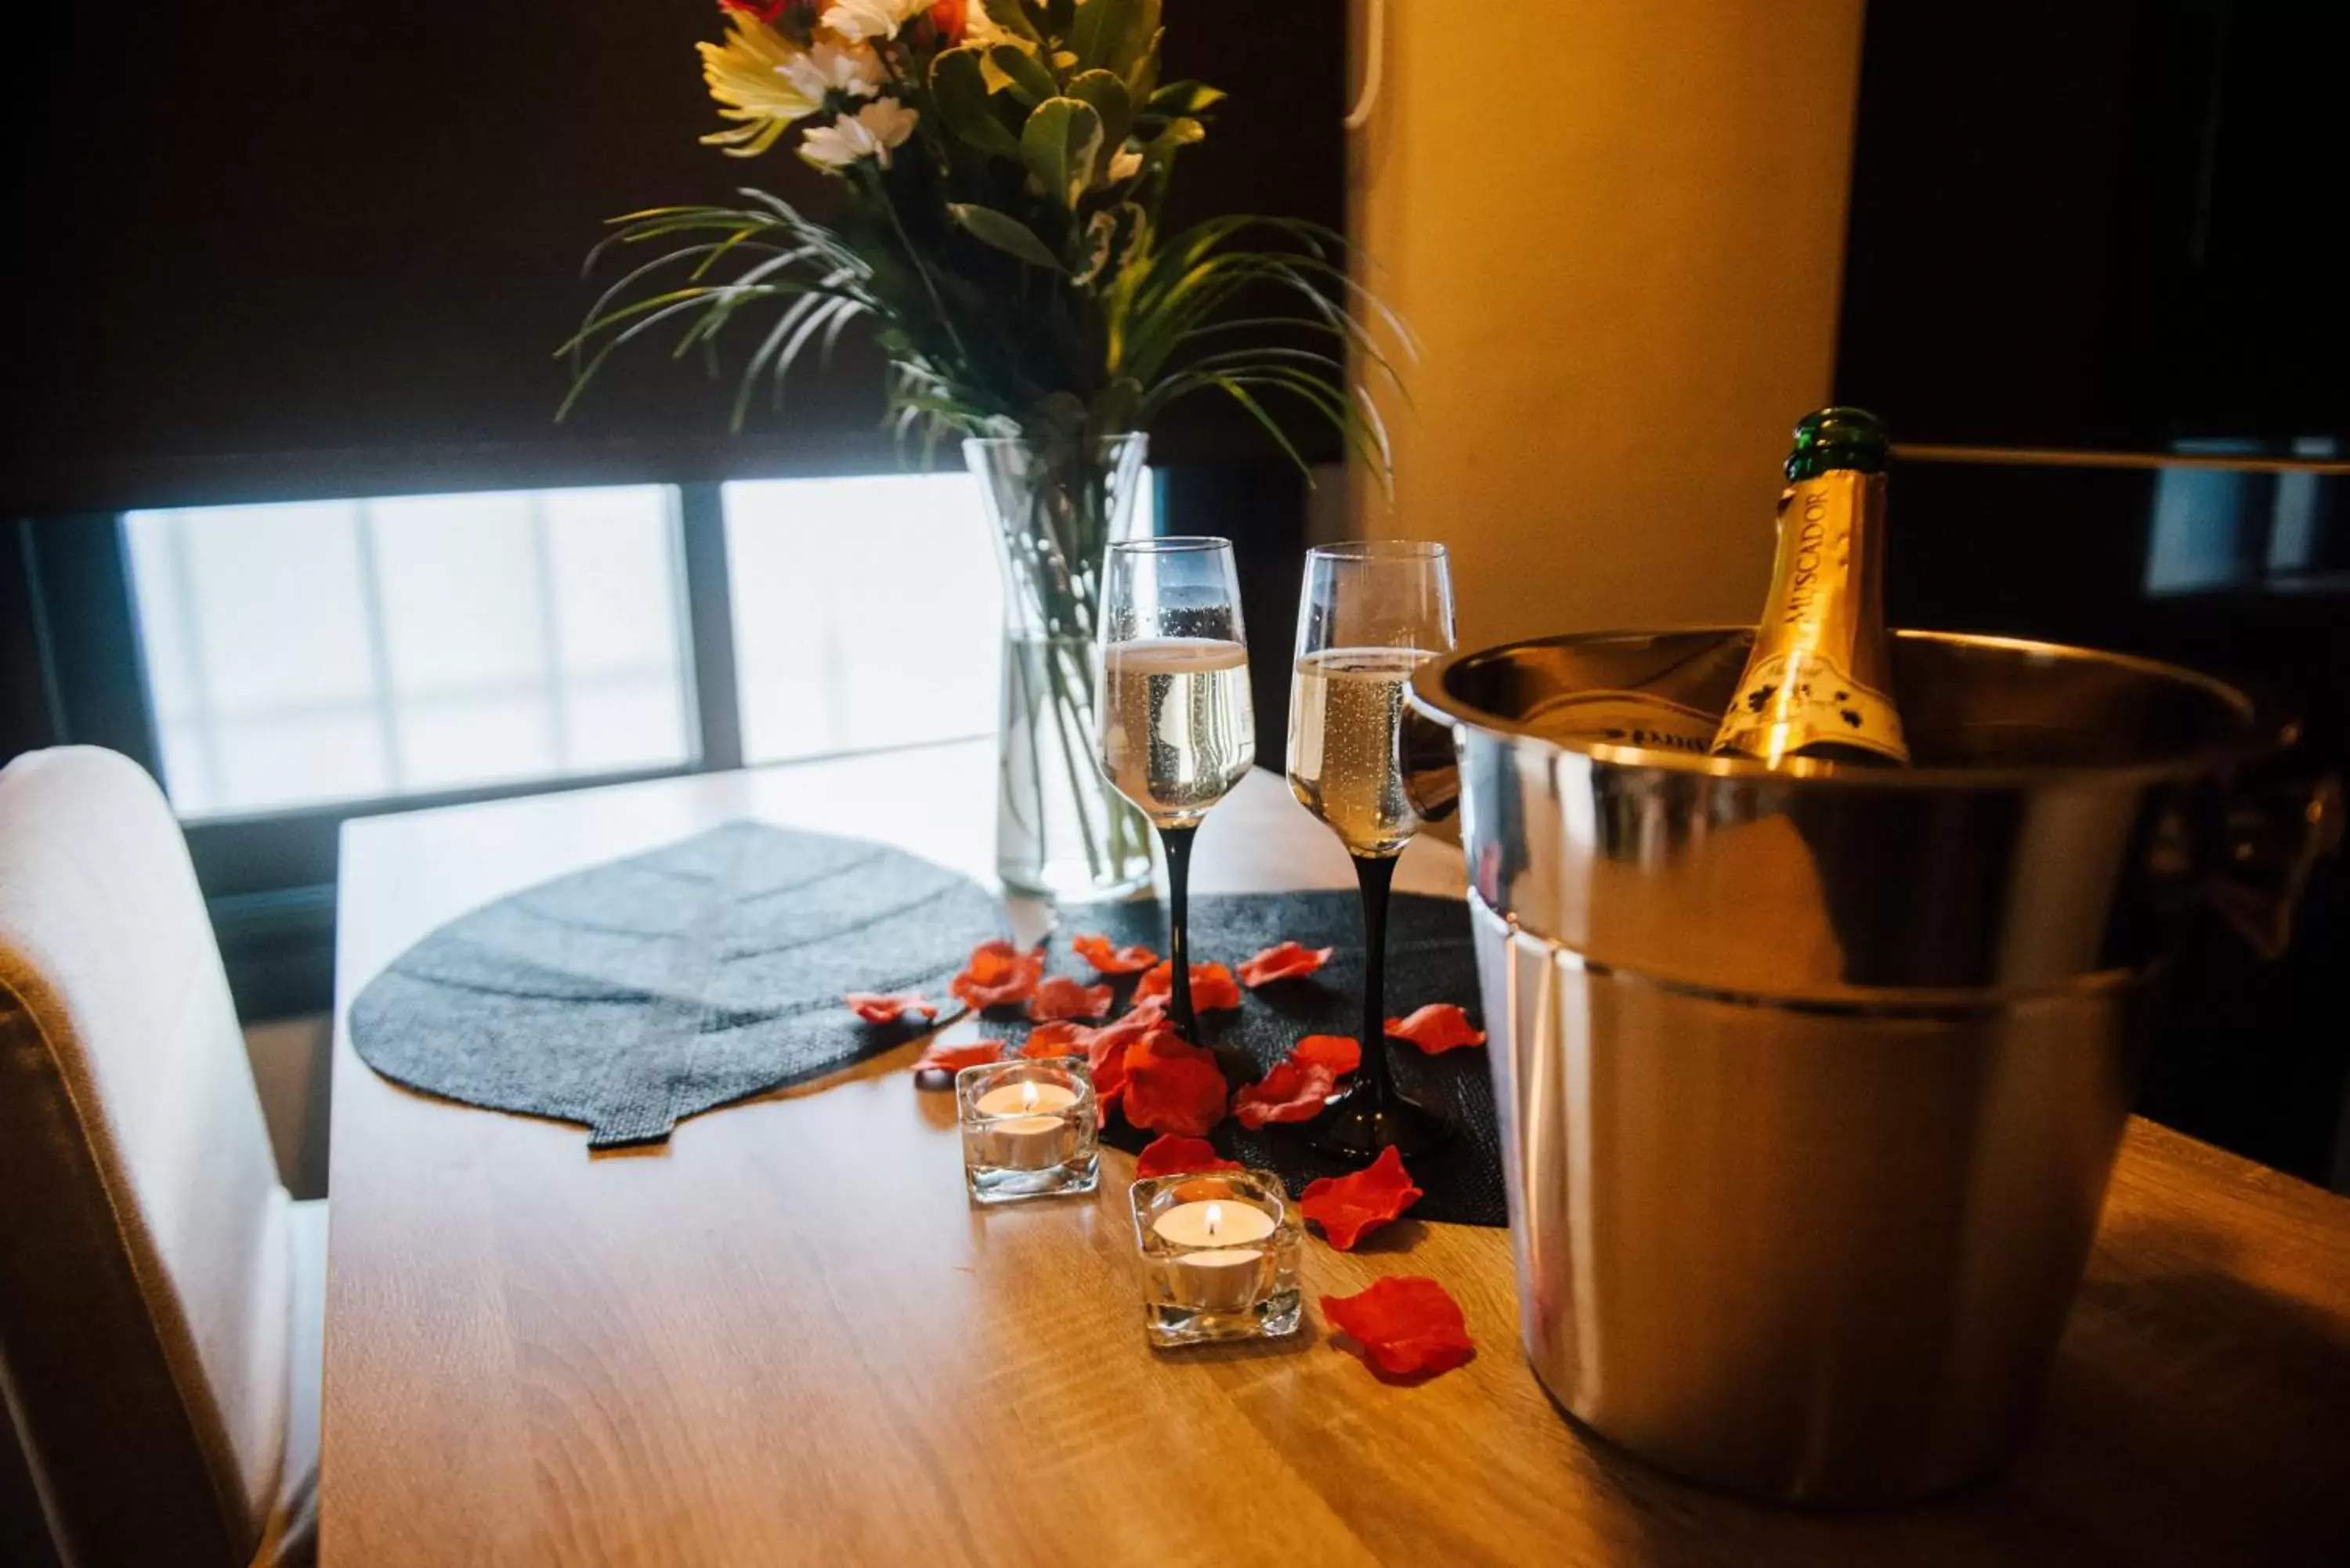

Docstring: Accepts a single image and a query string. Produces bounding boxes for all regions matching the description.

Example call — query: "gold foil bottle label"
[1712,650,1907,764]
[1712,466,1911,766]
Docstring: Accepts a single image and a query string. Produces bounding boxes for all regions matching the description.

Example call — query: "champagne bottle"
[1712,406,1911,767]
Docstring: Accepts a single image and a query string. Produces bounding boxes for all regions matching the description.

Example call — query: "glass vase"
[965,433,1155,901]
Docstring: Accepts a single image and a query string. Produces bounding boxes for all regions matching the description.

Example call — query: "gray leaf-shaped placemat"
[349,821,1001,1147]
[977,891,1506,1227]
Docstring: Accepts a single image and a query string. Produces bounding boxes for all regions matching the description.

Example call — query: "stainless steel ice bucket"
[1407,628,2333,1506]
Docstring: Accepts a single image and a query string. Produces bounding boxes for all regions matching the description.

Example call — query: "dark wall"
[1838,1,2350,1184]
[3,2,1345,512]
[1837,1,2350,451]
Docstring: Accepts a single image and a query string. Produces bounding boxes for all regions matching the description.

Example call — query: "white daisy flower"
[822,0,930,44]
[782,40,885,102]
[799,96,922,170]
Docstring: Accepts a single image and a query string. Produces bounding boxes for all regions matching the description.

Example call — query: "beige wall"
[1350,0,1867,649]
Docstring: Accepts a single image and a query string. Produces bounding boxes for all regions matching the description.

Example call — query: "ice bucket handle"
[2211,767,2342,960]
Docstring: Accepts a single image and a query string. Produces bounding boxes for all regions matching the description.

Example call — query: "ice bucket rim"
[1409,626,2269,792]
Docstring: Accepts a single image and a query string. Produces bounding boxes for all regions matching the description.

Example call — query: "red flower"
[718,0,794,22]
[1028,974,1113,1022]
[1299,1146,1423,1249]
[1121,1032,1229,1136]
[1083,1007,1166,1115]
[1134,1134,1244,1180]
[1385,1003,1487,1053]
[1134,960,1244,1013]
[1231,1060,1339,1129]
[909,1035,1001,1079]
[1288,1034,1361,1077]
[927,0,969,45]
[844,991,935,1025]
[951,938,1045,1012]
[1320,1276,1476,1378]
[1018,1021,1094,1060]
[1238,940,1335,988]
[1071,932,1159,976]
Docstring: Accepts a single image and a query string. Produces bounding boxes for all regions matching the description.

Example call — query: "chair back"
[0,747,293,1566]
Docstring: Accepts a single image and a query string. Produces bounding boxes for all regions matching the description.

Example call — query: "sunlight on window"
[125,486,692,818]
[723,471,1155,765]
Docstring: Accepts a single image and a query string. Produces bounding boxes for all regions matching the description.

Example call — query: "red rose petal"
[1238,940,1336,988]
[1299,1146,1424,1249]
[1089,1010,1167,1122]
[1231,1060,1340,1129]
[1134,960,1244,1012]
[844,991,936,1026]
[1027,974,1114,1022]
[909,1036,1002,1080]
[952,939,1045,1012]
[1319,1276,1476,1378]
[1133,1134,1244,1180]
[1289,1035,1361,1077]
[1385,1003,1487,1053]
[1018,1021,1094,1060]
[1120,1031,1230,1136]
[1071,933,1159,976]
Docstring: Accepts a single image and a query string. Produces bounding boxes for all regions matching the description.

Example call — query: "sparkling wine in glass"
[1095,539,1255,1038]
[1288,540,1455,1156]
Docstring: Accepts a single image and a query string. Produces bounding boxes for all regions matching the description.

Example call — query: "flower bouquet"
[564,0,1397,901]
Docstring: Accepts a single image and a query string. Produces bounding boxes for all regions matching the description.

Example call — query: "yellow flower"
[698,13,823,158]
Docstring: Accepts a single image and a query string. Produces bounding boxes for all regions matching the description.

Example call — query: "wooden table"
[324,740,2350,1566]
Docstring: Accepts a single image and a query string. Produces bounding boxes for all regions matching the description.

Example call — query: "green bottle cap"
[1784,406,1889,480]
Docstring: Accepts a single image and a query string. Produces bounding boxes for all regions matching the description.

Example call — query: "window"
[125,487,693,818]
[11,466,1168,1017]
[723,472,1156,764]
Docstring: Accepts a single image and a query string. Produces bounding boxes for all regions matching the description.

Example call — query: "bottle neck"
[1712,465,1908,766]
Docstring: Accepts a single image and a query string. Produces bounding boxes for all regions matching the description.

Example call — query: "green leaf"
[932,46,1022,159]
[1147,81,1226,117]
[992,43,1061,106]
[1123,0,1162,75]
[1070,0,1137,72]
[1063,70,1132,161]
[1021,97,1104,210]
[992,2,1043,42]
[1138,114,1205,165]
[949,204,1066,271]
[1124,28,1162,107]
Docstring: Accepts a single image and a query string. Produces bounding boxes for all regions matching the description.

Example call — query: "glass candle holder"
[1128,1169,1303,1347]
[956,1057,1100,1205]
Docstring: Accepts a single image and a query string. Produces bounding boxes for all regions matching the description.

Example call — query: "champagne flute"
[1287,540,1456,1156]
[1094,539,1256,1039]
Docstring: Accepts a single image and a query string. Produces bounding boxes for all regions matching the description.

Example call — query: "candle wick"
[1206,1201,1221,1238]
[1020,1081,1039,1113]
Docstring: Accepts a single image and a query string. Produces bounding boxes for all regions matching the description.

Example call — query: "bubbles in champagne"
[1097,638,1255,826]
[1286,648,1434,857]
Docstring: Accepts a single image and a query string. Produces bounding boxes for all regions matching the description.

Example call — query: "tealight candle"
[975,1079,1079,1169]
[1129,1169,1303,1346]
[955,1058,1098,1205]
[1152,1200,1277,1313]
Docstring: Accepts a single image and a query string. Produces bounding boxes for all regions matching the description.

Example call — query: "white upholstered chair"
[0,746,321,1567]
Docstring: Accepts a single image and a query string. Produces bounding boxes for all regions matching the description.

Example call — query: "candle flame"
[1019,1080,1039,1114]
[1205,1201,1222,1237]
